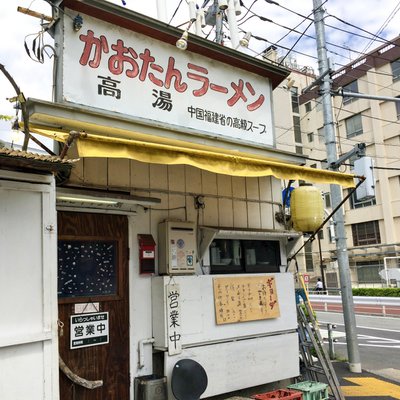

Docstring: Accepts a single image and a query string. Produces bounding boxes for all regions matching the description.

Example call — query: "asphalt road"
[316,311,400,381]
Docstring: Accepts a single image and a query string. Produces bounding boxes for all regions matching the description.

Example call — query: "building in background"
[270,36,400,288]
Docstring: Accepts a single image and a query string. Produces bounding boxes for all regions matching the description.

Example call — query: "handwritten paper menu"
[213,276,280,325]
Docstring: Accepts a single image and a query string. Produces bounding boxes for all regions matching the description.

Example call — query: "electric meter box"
[353,156,375,200]
[158,221,196,275]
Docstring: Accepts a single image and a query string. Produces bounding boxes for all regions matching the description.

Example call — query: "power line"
[360,0,400,53]
[261,0,399,50]
[250,32,319,61]
[239,3,400,71]
[331,61,396,78]
[282,100,400,155]
[168,0,184,25]
[302,156,400,171]
[271,0,397,49]
[279,20,314,65]
[326,14,400,49]
[246,6,400,66]
[334,72,400,92]
[237,0,259,23]
[331,104,399,127]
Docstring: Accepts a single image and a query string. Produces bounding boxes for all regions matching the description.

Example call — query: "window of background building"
[356,260,383,283]
[305,101,312,112]
[345,114,363,138]
[307,132,314,142]
[305,242,314,272]
[291,86,299,113]
[324,192,331,208]
[396,96,400,119]
[391,58,400,81]
[349,190,376,209]
[352,220,381,246]
[293,116,302,143]
[325,271,339,288]
[295,145,303,155]
[343,80,359,104]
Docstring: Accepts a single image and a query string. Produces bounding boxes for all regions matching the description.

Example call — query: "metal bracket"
[330,143,366,170]
[301,67,331,95]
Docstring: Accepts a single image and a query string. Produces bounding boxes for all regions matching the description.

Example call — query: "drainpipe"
[138,338,155,369]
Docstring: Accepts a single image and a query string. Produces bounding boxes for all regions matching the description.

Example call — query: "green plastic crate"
[287,381,328,400]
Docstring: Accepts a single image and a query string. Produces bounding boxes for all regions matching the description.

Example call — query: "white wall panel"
[152,273,296,348]
[0,342,45,400]
[0,171,58,400]
[164,332,299,399]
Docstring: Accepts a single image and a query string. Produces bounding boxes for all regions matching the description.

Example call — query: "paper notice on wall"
[213,276,280,324]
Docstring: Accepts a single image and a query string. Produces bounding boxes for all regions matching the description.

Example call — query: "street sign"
[70,312,109,349]
[303,274,310,284]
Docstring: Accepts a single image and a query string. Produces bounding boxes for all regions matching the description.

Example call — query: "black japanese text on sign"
[213,276,280,325]
[70,312,109,349]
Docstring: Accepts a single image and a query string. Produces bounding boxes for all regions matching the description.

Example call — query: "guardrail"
[309,294,400,317]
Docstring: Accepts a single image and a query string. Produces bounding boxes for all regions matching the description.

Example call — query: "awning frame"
[26,98,356,188]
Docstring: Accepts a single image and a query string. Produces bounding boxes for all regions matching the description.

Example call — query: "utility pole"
[312,0,362,373]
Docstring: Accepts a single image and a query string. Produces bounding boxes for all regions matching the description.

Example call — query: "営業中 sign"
[70,312,109,349]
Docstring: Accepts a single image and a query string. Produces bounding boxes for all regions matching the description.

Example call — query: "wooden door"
[57,212,130,400]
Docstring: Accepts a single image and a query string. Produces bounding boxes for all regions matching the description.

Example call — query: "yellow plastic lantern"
[291,184,324,233]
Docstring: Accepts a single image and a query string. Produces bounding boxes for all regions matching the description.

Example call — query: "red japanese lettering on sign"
[164,57,187,93]
[187,63,209,97]
[245,82,265,111]
[77,30,266,111]
[79,29,109,68]
[138,48,155,81]
[210,83,229,94]
[228,79,247,107]
[148,63,164,87]
[109,39,139,78]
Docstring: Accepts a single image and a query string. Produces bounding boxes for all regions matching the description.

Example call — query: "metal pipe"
[327,323,336,360]
[195,10,204,36]
[334,90,400,103]
[138,338,155,369]
[156,0,167,23]
[226,0,239,48]
[317,233,327,291]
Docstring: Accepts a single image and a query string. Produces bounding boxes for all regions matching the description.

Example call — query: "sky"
[0,0,399,149]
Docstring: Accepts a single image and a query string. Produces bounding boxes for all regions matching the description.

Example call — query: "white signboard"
[63,9,274,147]
[70,312,109,349]
[166,284,182,355]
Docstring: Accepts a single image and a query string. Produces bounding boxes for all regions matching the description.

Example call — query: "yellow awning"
[30,126,355,188]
